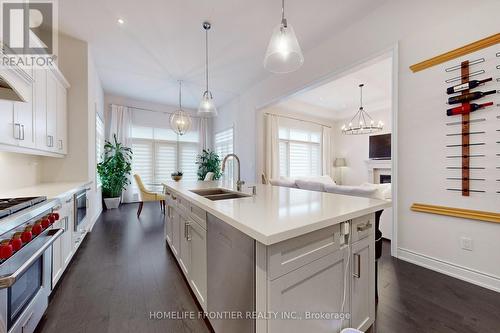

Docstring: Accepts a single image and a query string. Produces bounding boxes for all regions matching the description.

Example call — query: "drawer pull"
[172,195,177,200]
[353,253,361,278]
[357,222,372,232]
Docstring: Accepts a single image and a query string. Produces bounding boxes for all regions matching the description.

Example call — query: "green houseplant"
[196,149,222,181]
[97,134,132,209]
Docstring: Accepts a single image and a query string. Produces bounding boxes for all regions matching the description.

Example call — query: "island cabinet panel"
[350,233,375,332]
[268,224,341,280]
[171,208,181,257]
[0,99,16,145]
[179,214,191,275]
[51,218,64,287]
[267,248,350,333]
[165,204,173,245]
[188,220,207,310]
[61,197,74,268]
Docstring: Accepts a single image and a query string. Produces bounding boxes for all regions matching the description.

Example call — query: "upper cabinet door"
[34,69,48,150]
[14,84,35,148]
[46,71,57,151]
[0,99,17,145]
[56,82,67,154]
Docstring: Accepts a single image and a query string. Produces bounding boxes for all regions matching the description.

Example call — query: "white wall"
[0,152,41,191]
[212,0,500,291]
[333,108,392,185]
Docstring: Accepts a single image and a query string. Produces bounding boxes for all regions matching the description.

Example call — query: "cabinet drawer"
[176,195,190,214]
[268,224,341,280]
[189,203,207,229]
[351,214,374,243]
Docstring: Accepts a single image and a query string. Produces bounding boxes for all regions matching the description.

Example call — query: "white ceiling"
[276,56,393,120]
[58,0,388,109]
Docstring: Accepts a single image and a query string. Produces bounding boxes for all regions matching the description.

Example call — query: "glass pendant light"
[263,0,304,73]
[170,80,192,135]
[342,84,383,135]
[198,21,217,117]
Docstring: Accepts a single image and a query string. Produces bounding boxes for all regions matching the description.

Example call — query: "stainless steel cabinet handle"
[14,123,21,139]
[353,253,361,278]
[186,222,192,241]
[184,221,189,239]
[47,135,54,147]
[357,222,372,232]
[20,124,25,140]
[58,139,63,150]
[65,216,69,230]
[65,198,72,203]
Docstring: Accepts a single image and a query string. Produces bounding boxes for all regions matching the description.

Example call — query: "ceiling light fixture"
[263,0,304,74]
[198,21,217,117]
[342,84,383,135]
[117,18,125,25]
[170,80,192,136]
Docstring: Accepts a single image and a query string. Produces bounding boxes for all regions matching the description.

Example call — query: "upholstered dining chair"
[133,174,167,217]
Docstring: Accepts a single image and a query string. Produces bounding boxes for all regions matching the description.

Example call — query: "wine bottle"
[447,90,497,105]
[446,78,492,94]
[446,102,493,116]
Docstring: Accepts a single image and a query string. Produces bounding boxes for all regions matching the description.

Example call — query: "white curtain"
[322,126,332,177]
[108,104,134,202]
[264,114,280,183]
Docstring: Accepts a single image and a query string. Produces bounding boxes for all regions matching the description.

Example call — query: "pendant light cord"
[281,0,285,21]
[178,80,182,109]
[205,26,209,93]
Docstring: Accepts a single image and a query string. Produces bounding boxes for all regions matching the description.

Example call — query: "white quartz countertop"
[163,181,391,245]
[0,181,92,200]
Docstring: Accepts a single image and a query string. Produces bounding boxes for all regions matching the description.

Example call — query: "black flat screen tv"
[369,134,391,160]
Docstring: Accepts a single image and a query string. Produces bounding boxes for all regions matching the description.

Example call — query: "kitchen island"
[162,181,391,333]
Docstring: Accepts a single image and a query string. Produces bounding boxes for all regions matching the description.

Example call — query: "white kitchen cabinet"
[268,248,349,333]
[0,99,16,145]
[61,197,74,268]
[45,71,57,152]
[13,84,35,148]
[51,218,64,287]
[165,204,173,245]
[34,69,48,150]
[56,82,67,154]
[171,207,181,257]
[187,219,207,309]
[179,214,191,276]
[350,227,375,332]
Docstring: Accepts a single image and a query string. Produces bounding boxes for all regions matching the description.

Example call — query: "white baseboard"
[397,247,500,293]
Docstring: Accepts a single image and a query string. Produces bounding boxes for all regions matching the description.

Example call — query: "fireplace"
[380,174,391,184]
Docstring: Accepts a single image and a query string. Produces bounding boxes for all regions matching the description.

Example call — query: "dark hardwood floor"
[36,203,500,333]
[375,240,500,333]
[35,202,210,333]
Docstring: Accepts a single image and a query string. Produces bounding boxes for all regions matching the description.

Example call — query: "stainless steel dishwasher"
[207,213,255,333]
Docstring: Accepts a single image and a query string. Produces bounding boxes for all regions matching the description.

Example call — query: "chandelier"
[170,80,192,135]
[342,84,383,135]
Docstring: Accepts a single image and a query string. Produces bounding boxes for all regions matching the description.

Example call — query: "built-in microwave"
[74,189,87,232]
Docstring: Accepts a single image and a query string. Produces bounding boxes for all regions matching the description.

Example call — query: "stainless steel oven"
[74,189,87,232]
[0,199,63,333]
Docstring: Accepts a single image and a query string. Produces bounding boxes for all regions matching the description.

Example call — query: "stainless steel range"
[0,197,63,333]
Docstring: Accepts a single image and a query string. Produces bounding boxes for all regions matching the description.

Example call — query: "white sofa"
[269,175,392,200]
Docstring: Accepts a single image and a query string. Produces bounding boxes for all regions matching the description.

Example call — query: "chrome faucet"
[221,153,245,191]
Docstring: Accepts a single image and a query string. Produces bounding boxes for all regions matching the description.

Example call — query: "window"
[279,126,321,178]
[130,125,200,197]
[214,127,234,181]
[95,114,105,186]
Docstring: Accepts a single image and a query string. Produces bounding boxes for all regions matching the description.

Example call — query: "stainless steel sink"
[203,193,251,201]
[190,188,232,196]
[190,188,251,201]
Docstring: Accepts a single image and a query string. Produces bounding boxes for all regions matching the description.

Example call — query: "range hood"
[0,65,33,102]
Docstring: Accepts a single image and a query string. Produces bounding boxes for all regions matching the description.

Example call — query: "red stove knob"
[52,212,60,221]
[41,217,51,229]
[21,227,32,243]
[10,233,23,251]
[32,222,43,236]
[0,240,13,259]
[48,214,56,224]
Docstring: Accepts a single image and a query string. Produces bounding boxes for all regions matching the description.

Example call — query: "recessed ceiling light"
[117,18,125,25]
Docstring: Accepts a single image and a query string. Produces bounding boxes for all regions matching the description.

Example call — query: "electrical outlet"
[460,237,473,251]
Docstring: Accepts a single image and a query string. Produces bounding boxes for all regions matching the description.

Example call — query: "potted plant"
[196,149,222,180]
[171,171,183,182]
[97,134,132,209]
